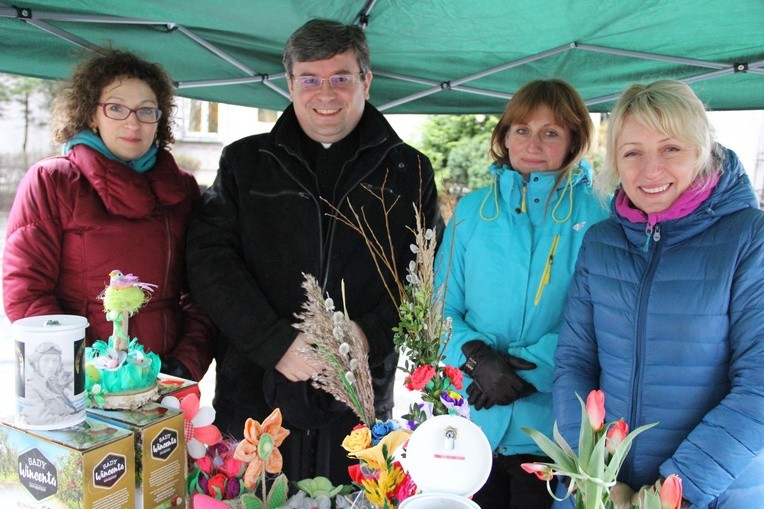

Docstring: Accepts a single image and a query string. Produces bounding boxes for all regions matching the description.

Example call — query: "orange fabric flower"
[233,408,290,491]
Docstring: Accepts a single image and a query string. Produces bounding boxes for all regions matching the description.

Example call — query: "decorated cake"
[84,270,162,409]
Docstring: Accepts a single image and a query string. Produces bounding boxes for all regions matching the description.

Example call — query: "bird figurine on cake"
[85,270,162,409]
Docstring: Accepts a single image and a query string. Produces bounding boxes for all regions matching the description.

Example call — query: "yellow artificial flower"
[341,425,372,453]
[360,460,406,507]
[349,429,411,470]
[361,479,389,507]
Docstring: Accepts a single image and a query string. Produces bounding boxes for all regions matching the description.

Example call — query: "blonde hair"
[598,80,719,198]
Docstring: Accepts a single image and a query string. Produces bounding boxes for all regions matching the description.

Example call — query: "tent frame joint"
[14,6,32,19]
[734,63,749,73]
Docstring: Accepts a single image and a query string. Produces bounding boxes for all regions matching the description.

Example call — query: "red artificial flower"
[207,473,228,499]
[196,454,214,475]
[521,462,554,481]
[405,364,435,391]
[660,474,683,509]
[606,419,629,455]
[443,365,463,390]
[393,470,418,503]
[217,454,244,479]
[586,390,606,431]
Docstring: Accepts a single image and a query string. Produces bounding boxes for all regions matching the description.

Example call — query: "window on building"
[258,108,278,123]
[178,98,219,141]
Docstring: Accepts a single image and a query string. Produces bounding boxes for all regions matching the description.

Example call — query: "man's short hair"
[283,19,370,78]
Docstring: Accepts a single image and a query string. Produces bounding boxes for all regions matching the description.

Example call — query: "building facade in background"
[0,90,762,203]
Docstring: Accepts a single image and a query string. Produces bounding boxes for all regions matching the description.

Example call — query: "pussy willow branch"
[294,274,375,427]
[323,171,405,307]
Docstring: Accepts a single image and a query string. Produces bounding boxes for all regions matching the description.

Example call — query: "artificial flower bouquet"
[390,211,469,427]
[340,419,416,508]
[329,193,469,428]
[521,389,683,509]
[293,182,474,508]
[160,391,355,508]
[294,274,415,508]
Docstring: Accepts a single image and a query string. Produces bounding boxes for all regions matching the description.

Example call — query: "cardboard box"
[156,373,200,402]
[88,403,186,509]
[0,416,135,508]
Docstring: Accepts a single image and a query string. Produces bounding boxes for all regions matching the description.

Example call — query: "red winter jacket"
[3,145,214,380]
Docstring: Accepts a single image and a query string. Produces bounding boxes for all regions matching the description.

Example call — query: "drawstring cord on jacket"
[479,174,500,221]
[551,169,577,224]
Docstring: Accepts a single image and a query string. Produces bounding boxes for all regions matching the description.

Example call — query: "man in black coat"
[186,18,443,484]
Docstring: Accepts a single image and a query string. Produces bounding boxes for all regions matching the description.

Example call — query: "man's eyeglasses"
[292,73,364,91]
[98,103,163,124]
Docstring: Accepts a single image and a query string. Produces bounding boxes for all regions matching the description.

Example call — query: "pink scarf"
[615,173,720,228]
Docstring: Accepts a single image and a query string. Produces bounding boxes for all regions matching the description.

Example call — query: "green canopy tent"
[0,0,762,113]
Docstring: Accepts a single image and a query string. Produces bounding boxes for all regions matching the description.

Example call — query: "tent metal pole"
[747,59,764,74]
[23,19,101,52]
[0,5,18,17]
[177,74,290,101]
[1,3,267,89]
[449,86,512,100]
[262,80,290,100]
[178,77,267,89]
[0,3,177,27]
[586,66,743,108]
[451,44,572,86]
[379,44,571,111]
[575,43,729,70]
[355,0,378,28]
[175,26,257,77]
[374,71,512,100]
[178,73,287,89]
[373,71,440,87]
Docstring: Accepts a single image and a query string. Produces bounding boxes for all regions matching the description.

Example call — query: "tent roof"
[1,1,762,113]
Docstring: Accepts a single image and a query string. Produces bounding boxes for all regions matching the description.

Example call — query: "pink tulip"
[521,462,554,481]
[659,474,683,509]
[586,390,606,431]
[606,420,628,455]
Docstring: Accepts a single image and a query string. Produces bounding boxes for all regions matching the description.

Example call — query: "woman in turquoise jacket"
[435,79,609,508]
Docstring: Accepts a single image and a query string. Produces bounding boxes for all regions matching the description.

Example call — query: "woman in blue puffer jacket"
[554,80,764,508]
[436,79,610,508]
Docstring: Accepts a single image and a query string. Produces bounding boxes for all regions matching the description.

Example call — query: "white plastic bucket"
[398,414,491,509]
[12,314,89,430]
[399,492,480,509]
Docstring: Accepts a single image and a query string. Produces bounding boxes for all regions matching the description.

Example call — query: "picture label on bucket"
[12,315,89,430]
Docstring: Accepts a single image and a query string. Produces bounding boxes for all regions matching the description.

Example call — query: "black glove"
[460,340,537,410]
[160,356,194,381]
